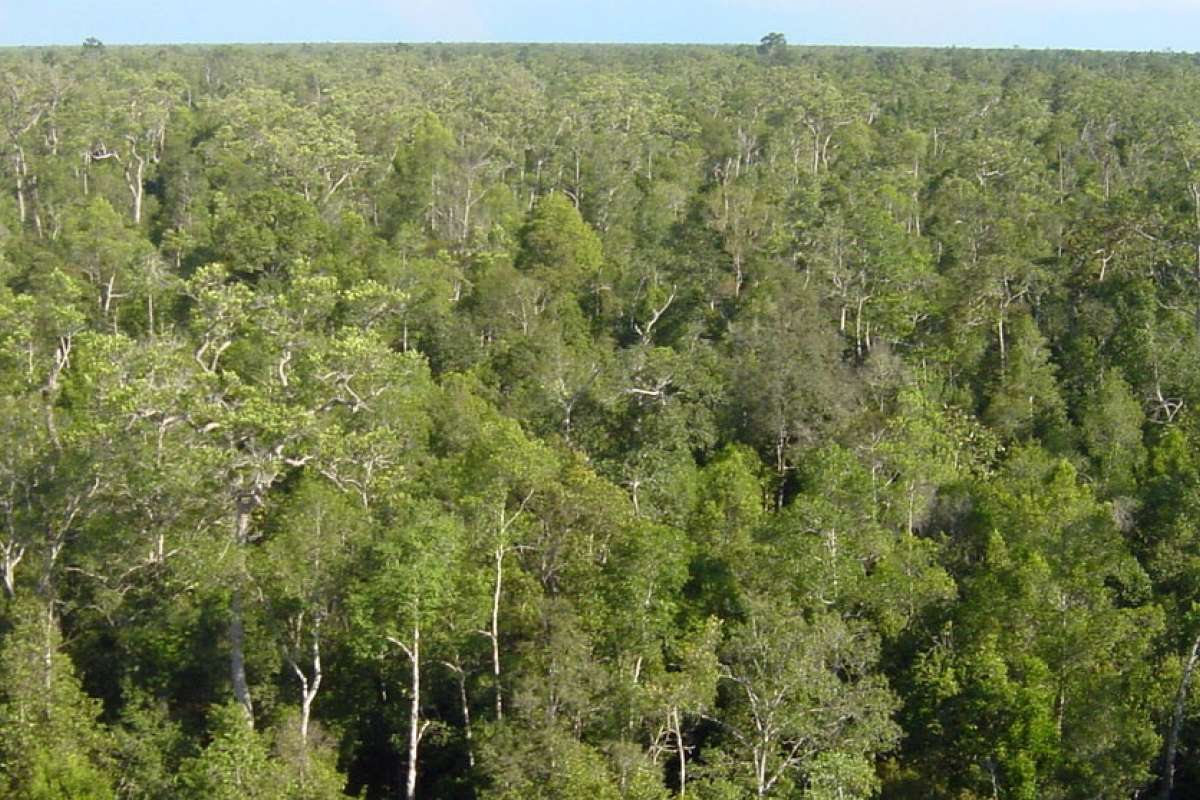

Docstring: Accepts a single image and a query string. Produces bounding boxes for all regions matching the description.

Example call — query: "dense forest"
[3,37,1200,799]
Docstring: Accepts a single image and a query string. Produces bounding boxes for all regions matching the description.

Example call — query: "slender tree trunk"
[29,174,43,238]
[231,498,254,724]
[491,544,504,721]
[14,147,30,225]
[299,677,316,747]
[461,182,473,244]
[41,599,55,691]
[1161,632,1200,800]
[15,172,26,225]
[230,588,253,722]
[754,741,769,797]
[454,663,475,769]
[127,156,145,224]
[406,622,421,800]
[855,295,866,356]
[294,626,322,751]
[997,314,1006,366]
[670,706,687,796]
[1192,183,1200,334]
[1,536,21,598]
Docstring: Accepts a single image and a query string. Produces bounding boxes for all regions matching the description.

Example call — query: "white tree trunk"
[491,544,504,721]
[670,706,687,796]
[451,662,475,769]
[1161,632,1200,800]
[291,625,322,750]
[230,499,254,724]
[127,156,145,224]
[406,622,421,800]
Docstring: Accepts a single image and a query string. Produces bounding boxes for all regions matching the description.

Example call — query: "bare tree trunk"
[14,147,29,225]
[230,588,253,722]
[754,740,769,797]
[1,540,22,599]
[1160,632,1200,800]
[24,165,44,238]
[461,182,473,244]
[997,314,1006,366]
[855,296,866,357]
[231,499,254,724]
[15,171,26,225]
[41,599,56,691]
[127,156,145,224]
[450,661,476,769]
[299,675,316,747]
[670,706,687,796]
[406,622,421,800]
[490,544,504,721]
[291,625,322,751]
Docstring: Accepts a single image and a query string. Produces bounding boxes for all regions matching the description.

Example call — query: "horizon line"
[0,40,1194,55]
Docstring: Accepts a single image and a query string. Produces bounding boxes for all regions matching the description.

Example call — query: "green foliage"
[714,595,900,797]
[909,450,1162,798]
[3,40,1200,800]
[179,703,285,800]
[516,192,604,308]
[211,188,327,279]
[0,602,114,800]
[1079,370,1145,497]
[389,112,455,233]
[983,315,1068,445]
[112,694,186,800]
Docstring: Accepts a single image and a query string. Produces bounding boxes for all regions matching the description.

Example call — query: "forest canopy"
[2,40,1200,799]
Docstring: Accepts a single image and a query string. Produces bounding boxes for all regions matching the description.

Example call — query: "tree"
[727,281,853,485]
[644,619,721,796]
[712,594,899,798]
[388,111,454,235]
[434,383,557,723]
[0,599,115,800]
[912,449,1162,799]
[178,703,284,800]
[1079,370,1145,498]
[516,192,604,313]
[256,478,365,769]
[351,500,464,800]
[756,34,787,60]
[1138,427,1200,798]
[982,314,1068,445]
[60,197,155,329]
[81,72,180,224]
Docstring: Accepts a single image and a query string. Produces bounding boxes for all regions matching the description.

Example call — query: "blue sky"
[0,0,1197,50]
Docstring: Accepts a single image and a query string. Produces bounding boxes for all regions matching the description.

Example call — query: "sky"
[0,0,1198,50]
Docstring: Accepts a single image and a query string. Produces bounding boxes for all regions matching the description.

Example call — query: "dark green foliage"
[0,602,115,800]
